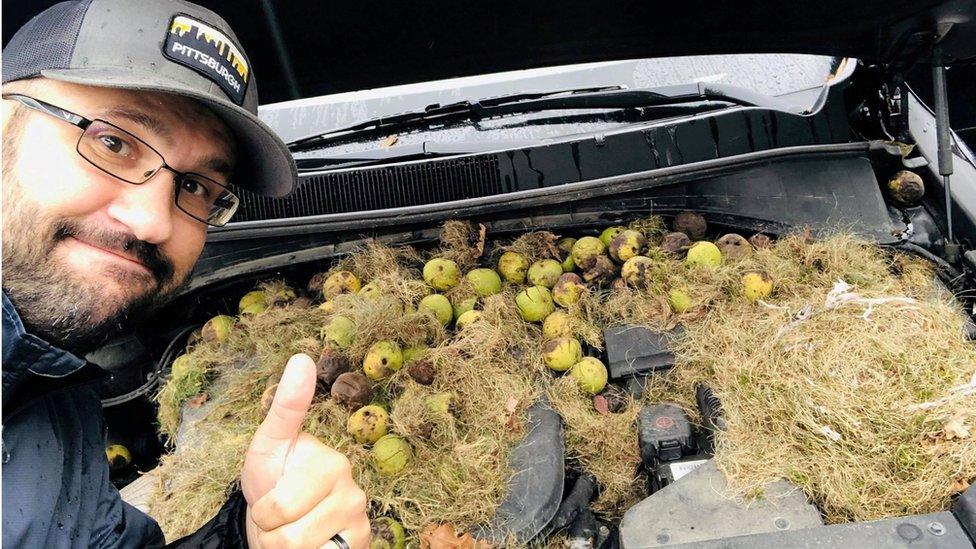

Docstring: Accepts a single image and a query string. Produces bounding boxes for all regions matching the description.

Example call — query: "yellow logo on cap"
[169,15,249,82]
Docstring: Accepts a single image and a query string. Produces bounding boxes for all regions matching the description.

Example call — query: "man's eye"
[181,177,211,198]
[96,133,132,156]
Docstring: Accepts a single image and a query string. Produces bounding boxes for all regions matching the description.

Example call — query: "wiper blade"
[287,85,624,150]
[287,83,800,152]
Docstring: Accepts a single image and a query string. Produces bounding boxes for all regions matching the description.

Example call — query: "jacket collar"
[2,292,88,379]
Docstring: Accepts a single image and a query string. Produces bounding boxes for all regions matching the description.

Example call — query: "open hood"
[4,0,975,104]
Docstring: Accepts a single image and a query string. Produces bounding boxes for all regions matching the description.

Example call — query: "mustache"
[52,219,175,286]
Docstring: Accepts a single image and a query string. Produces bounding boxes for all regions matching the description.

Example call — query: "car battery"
[637,403,694,467]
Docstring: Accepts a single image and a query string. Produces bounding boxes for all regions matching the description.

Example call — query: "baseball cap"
[2,0,297,198]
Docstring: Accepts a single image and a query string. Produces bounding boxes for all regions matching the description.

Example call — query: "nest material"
[438,220,488,270]
[152,224,976,543]
[548,377,645,518]
[647,234,976,522]
[151,246,541,542]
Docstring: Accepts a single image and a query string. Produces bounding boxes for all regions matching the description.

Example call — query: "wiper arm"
[287,83,802,152]
[287,85,624,150]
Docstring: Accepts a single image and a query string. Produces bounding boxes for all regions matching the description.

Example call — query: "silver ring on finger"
[330,533,351,549]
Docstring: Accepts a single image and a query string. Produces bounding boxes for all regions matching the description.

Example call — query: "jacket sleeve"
[165,490,250,548]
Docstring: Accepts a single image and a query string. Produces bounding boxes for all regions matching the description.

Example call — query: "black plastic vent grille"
[232,155,503,222]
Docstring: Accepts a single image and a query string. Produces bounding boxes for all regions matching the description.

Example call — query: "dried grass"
[497,230,562,264]
[152,226,976,543]
[151,246,541,543]
[647,234,976,522]
[438,220,488,270]
[547,377,645,519]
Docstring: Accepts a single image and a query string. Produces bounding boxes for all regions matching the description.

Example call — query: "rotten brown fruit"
[673,211,707,240]
[330,372,373,411]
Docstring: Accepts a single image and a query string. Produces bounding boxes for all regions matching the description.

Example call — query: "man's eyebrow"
[97,106,173,146]
[97,106,235,178]
[200,156,235,179]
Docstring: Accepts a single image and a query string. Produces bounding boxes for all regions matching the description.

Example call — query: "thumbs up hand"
[241,354,370,549]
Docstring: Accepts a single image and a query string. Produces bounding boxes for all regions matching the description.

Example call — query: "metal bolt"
[773,517,790,530]
[928,522,946,536]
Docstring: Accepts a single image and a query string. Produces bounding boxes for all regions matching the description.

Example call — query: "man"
[2,1,370,547]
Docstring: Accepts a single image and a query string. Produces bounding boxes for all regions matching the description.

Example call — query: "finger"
[248,354,317,457]
[320,528,368,549]
[254,487,369,549]
[249,438,350,531]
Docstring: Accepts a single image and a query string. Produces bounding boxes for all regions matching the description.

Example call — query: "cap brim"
[42,67,298,198]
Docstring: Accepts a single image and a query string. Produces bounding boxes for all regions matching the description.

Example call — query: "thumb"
[242,353,316,500]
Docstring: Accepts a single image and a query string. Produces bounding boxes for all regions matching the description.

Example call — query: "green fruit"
[370,517,407,549]
[363,341,404,380]
[425,392,454,415]
[600,226,627,246]
[686,241,722,268]
[423,258,461,291]
[515,286,556,322]
[543,337,583,372]
[372,435,412,476]
[170,354,197,379]
[359,282,383,299]
[571,357,608,395]
[609,230,647,263]
[668,289,693,313]
[240,302,266,315]
[452,296,477,320]
[324,316,357,349]
[542,311,573,339]
[552,273,586,307]
[527,259,564,288]
[105,444,132,471]
[266,285,297,304]
[558,238,577,272]
[419,294,453,326]
[346,405,390,444]
[455,309,483,330]
[323,270,362,299]
[742,270,774,302]
[571,237,606,270]
[621,256,655,287]
[498,251,530,283]
[466,268,502,297]
[560,256,576,273]
[402,344,428,364]
[201,315,234,342]
[238,290,267,315]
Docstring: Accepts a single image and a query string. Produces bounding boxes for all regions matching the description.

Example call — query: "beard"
[2,153,185,356]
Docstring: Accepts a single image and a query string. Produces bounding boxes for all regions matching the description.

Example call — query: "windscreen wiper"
[287,85,623,150]
[287,83,801,152]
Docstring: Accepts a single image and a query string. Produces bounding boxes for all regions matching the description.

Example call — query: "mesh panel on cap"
[2,0,93,84]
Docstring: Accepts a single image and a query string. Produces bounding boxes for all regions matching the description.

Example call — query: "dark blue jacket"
[2,293,248,548]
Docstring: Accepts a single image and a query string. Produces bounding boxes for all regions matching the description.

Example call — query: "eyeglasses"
[2,93,240,227]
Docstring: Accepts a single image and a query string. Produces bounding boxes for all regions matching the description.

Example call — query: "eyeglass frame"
[1,93,240,227]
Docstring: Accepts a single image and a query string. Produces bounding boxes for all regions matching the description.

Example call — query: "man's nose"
[104,171,177,244]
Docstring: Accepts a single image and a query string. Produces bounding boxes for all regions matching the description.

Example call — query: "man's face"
[2,78,237,353]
